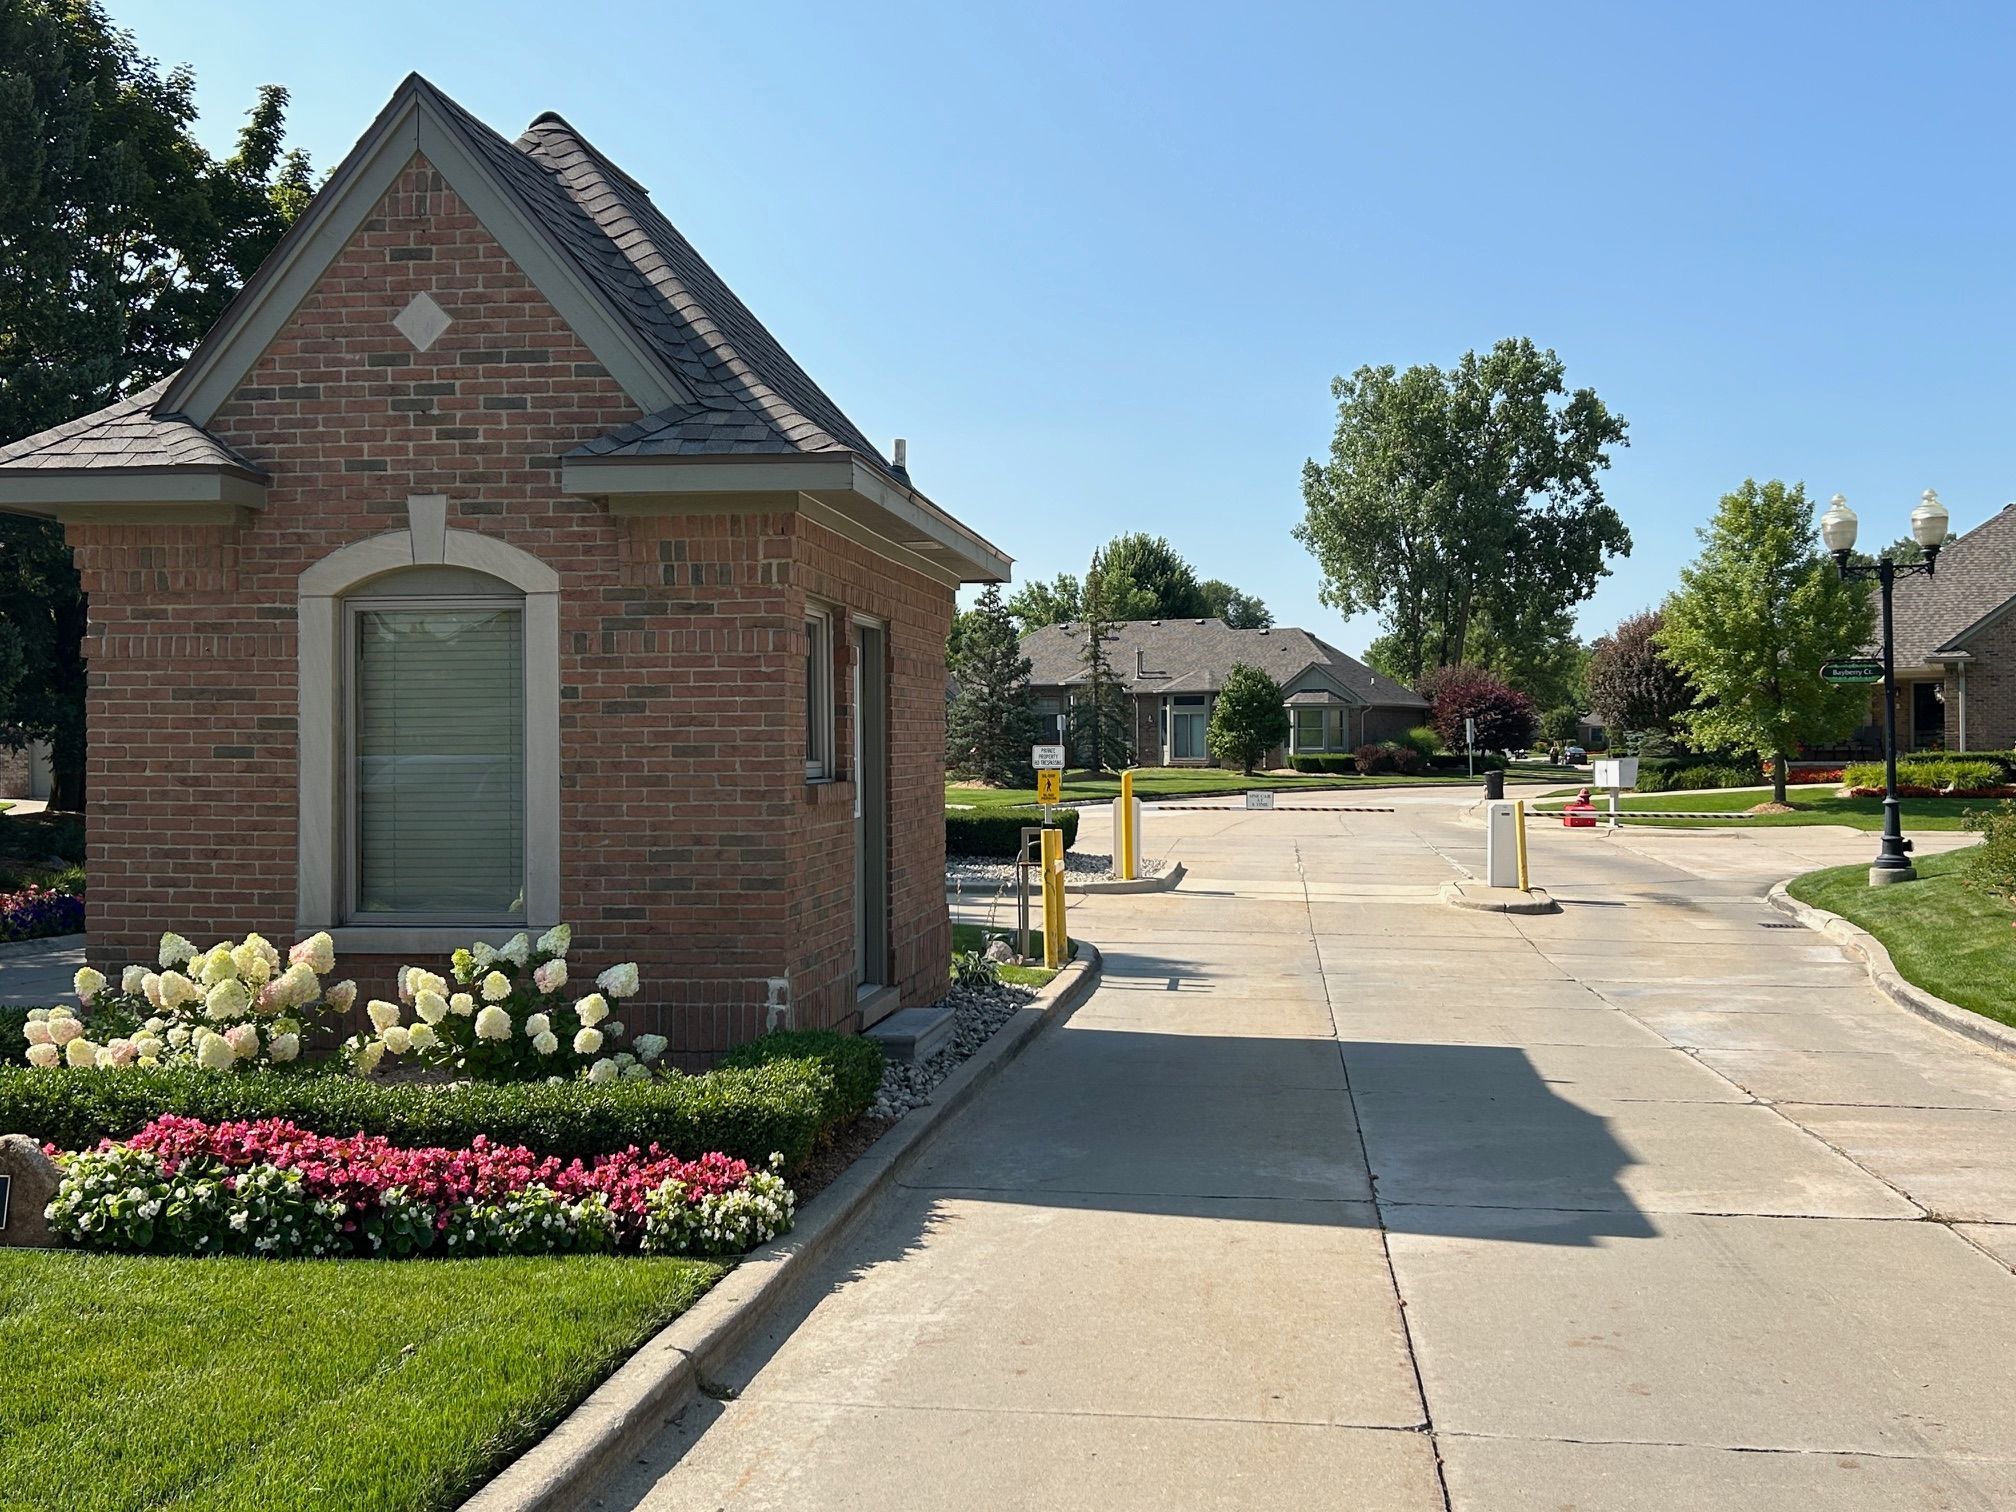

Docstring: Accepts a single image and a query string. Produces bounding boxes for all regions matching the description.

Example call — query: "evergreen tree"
[1206,663,1289,774]
[945,586,1039,784]
[1067,550,1134,772]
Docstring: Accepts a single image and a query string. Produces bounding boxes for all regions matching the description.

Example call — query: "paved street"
[598,791,2016,1511]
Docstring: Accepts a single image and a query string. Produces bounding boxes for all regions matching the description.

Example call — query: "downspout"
[1959,661,1968,751]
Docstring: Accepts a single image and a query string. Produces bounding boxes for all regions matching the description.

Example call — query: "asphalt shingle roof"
[1021,618,1428,707]
[0,378,264,475]
[1884,503,2016,666]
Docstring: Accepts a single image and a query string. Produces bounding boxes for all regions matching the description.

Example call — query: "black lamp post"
[1819,490,1950,886]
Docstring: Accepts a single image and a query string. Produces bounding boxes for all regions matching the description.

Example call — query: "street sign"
[1035,769,1062,805]
[1245,790,1275,810]
[1821,659,1884,685]
[1464,716,1477,747]
[1031,744,1066,770]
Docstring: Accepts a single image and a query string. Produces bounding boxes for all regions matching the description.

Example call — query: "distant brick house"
[0,76,1009,1057]
[1020,618,1427,767]
[1877,503,2016,753]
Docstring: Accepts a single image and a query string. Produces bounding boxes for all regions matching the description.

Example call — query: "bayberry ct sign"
[1821,659,1884,685]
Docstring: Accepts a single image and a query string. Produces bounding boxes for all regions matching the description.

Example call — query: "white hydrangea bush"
[30,931,356,1072]
[345,922,666,1084]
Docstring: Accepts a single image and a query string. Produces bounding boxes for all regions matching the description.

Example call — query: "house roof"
[0,76,1007,579]
[1021,618,1428,707]
[1885,503,2016,666]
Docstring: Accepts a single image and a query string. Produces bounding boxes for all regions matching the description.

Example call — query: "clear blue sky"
[133,0,2016,658]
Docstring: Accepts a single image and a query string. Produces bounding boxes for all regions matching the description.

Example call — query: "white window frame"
[341,590,527,927]
[297,503,561,954]
[805,603,836,782]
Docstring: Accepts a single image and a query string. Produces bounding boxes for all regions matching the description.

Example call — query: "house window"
[1328,708,1351,750]
[805,605,835,780]
[1294,707,1325,751]
[346,584,525,921]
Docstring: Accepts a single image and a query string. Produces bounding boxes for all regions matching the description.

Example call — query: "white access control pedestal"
[1484,801,1520,888]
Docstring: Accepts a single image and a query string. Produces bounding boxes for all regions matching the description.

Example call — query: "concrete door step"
[865,1004,957,1063]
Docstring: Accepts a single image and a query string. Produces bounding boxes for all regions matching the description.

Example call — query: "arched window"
[298,504,560,950]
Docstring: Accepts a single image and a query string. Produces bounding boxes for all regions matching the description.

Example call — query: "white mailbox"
[1592,756,1639,790]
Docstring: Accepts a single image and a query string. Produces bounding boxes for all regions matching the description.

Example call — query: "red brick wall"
[66,154,955,1057]
[1948,616,2016,751]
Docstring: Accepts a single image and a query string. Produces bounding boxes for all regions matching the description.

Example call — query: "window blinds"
[353,604,525,918]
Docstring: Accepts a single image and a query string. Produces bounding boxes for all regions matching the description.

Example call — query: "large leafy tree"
[1098,533,1206,620]
[1660,479,1876,804]
[1005,572,1081,634]
[1586,608,1693,743]
[1419,664,1538,755]
[946,586,1040,785]
[1296,337,1630,685]
[1066,551,1133,772]
[0,0,310,809]
[1199,578,1271,629]
[1205,663,1288,774]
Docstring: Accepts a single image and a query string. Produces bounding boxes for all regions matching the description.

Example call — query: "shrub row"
[1353,742,1424,775]
[1287,754,1357,774]
[1632,760,1759,792]
[946,807,1080,859]
[1842,757,2004,792]
[718,1029,884,1130]
[0,1058,848,1167]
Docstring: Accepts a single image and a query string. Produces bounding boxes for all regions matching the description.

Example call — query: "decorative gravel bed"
[946,852,1171,887]
[869,978,1037,1121]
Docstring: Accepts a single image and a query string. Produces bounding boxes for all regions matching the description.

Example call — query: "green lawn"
[949,763,1561,813]
[1787,848,2015,1028]
[953,922,1065,987]
[1531,786,1989,832]
[0,1249,724,1512]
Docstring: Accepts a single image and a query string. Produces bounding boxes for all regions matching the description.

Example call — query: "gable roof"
[1885,503,2016,665]
[0,76,1008,579]
[1020,618,1428,707]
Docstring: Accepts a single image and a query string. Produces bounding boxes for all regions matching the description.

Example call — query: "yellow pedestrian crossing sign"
[1035,769,1062,805]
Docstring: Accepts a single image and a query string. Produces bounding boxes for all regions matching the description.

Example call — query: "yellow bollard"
[1514,799,1531,893]
[1118,769,1137,880]
[1041,825,1067,968]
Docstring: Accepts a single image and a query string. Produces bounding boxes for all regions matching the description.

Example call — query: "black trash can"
[1483,769,1505,801]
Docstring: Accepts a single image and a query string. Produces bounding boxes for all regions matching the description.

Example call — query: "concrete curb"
[457,942,1105,1512]
[1067,860,1185,895]
[1767,880,2016,1062]
[1440,881,1558,915]
[0,932,83,961]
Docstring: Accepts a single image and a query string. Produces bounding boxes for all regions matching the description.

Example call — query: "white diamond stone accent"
[392,291,452,352]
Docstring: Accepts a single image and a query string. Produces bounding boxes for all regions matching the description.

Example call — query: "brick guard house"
[0,76,1010,1059]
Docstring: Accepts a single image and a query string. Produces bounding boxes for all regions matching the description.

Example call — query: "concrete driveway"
[597,792,2016,1511]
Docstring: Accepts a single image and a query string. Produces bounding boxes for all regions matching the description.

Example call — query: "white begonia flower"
[73,966,106,1004]
[48,1016,83,1047]
[523,1012,551,1038]
[633,1033,668,1063]
[230,942,273,986]
[381,1025,412,1055]
[274,963,318,1009]
[415,990,449,1024]
[25,1009,47,1023]
[407,969,448,1001]
[25,1041,60,1068]
[63,1037,98,1068]
[586,1057,616,1085]
[480,971,512,1003]
[204,979,253,1021]
[406,1022,439,1052]
[158,932,197,968]
[355,1041,385,1077]
[326,979,358,1013]
[23,1020,52,1047]
[134,1034,165,1060]
[289,931,336,975]
[199,946,238,987]
[268,1032,300,1063]
[573,1025,604,1056]
[575,993,609,1027]
[500,932,532,967]
[244,933,281,971]
[121,965,148,995]
[532,1030,559,1055]
[449,992,475,1017]
[471,941,498,969]
[141,972,165,1009]
[474,1005,512,1041]
[533,958,567,994]
[224,1023,261,1059]
[596,962,640,999]
[159,971,200,1009]
[366,1000,402,1032]
[537,923,571,958]
[166,1025,192,1049]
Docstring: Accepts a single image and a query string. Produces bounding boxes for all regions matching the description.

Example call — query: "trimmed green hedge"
[719,1029,884,1129]
[0,1061,838,1166]
[946,807,1080,859]
[0,1006,26,1066]
[1287,754,1356,774]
